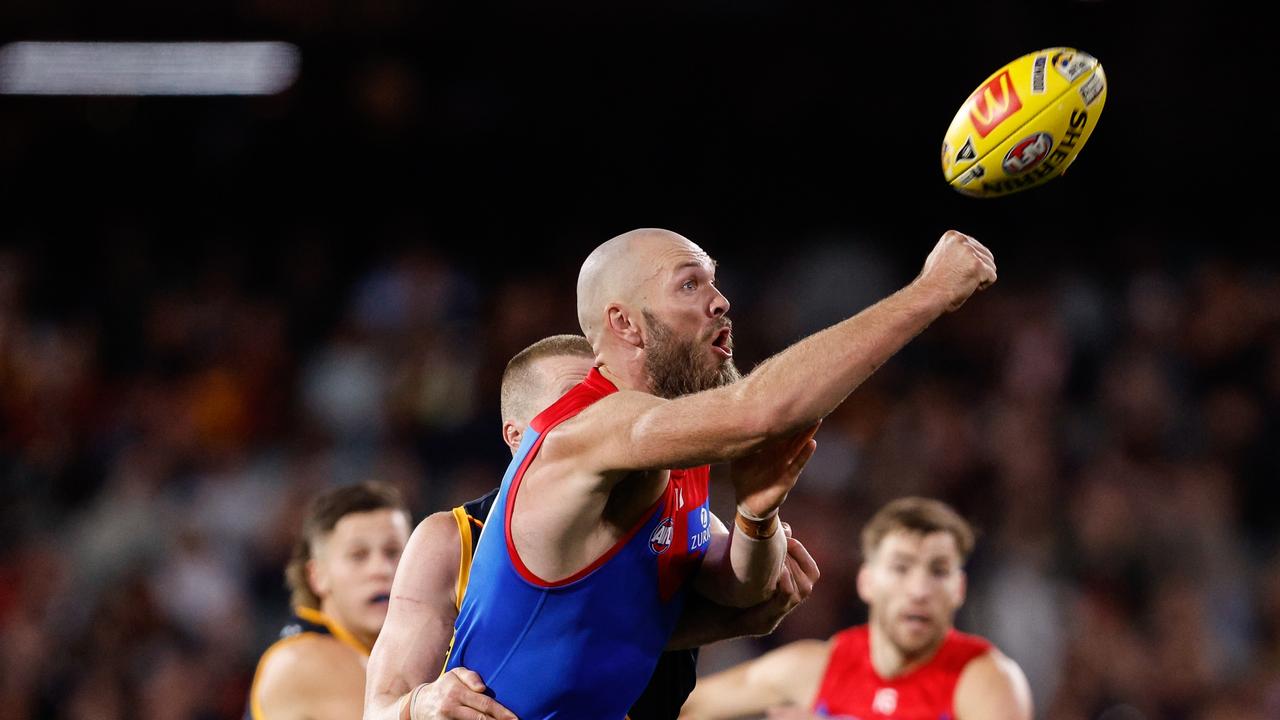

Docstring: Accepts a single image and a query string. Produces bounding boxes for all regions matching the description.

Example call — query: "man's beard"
[875,608,945,662]
[642,309,741,399]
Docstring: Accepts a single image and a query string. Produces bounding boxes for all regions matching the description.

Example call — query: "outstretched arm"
[364,512,516,720]
[548,231,997,478]
[678,639,832,720]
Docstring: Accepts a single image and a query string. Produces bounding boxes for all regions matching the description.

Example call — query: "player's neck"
[596,361,648,394]
[867,621,946,679]
[315,601,376,655]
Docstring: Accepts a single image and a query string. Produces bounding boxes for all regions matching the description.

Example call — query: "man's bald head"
[575,228,708,345]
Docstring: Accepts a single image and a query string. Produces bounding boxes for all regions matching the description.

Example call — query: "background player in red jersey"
[679,498,1032,720]
[366,335,821,720]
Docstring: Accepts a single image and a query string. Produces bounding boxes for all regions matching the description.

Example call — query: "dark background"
[3,0,1273,281]
[3,1,1279,719]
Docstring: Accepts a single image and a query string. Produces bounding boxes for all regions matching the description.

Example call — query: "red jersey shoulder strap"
[828,624,870,660]
[931,629,993,672]
[812,625,870,710]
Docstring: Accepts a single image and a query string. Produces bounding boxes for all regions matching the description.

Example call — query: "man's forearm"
[704,513,786,608]
[364,664,417,720]
[365,688,406,720]
[732,281,944,436]
[667,593,741,650]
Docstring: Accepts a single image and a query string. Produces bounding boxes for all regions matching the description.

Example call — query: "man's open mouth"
[711,327,733,358]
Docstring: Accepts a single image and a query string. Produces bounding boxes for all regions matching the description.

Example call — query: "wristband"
[735,503,779,523]
[400,683,427,720]
[734,508,780,540]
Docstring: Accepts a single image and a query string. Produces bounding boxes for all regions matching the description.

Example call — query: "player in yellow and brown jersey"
[246,482,411,720]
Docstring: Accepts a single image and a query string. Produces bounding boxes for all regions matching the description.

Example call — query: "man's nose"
[709,286,730,317]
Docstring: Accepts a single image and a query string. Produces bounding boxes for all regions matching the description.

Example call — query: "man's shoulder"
[953,646,1033,720]
[256,633,361,695]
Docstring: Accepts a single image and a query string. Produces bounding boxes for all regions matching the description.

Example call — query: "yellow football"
[941,47,1107,197]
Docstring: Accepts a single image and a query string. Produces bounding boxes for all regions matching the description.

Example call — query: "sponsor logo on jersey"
[969,70,1022,137]
[687,504,712,553]
[650,517,674,555]
[1002,132,1054,175]
[872,687,898,715]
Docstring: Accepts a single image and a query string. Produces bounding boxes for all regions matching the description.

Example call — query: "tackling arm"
[671,523,820,647]
[363,512,515,720]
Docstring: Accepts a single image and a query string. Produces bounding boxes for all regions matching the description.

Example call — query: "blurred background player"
[678,497,1032,720]
[366,335,821,720]
[247,482,411,720]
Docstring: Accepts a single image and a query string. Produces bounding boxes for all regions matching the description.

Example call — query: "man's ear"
[306,557,329,599]
[607,304,643,348]
[502,420,523,455]
[856,562,873,605]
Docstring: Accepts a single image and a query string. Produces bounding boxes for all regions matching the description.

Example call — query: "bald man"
[444,229,995,719]
[366,336,820,720]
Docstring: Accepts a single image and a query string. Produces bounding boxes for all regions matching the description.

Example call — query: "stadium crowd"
[2,236,1278,720]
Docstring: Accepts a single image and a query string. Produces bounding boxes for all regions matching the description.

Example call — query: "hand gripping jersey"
[811,625,992,720]
[446,368,712,720]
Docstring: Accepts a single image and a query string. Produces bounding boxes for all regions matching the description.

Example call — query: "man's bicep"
[682,641,817,719]
[747,640,830,708]
[553,390,764,477]
[392,512,465,604]
[368,513,465,696]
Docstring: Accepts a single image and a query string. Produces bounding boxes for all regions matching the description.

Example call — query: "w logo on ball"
[649,517,674,555]
[969,71,1022,138]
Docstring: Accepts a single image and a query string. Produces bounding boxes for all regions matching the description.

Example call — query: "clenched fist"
[915,230,997,312]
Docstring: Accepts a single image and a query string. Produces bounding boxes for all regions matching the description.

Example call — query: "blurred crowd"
[2,237,1279,720]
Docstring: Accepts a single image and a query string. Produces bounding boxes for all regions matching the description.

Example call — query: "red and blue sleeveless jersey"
[811,625,992,719]
[446,368,712,720]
